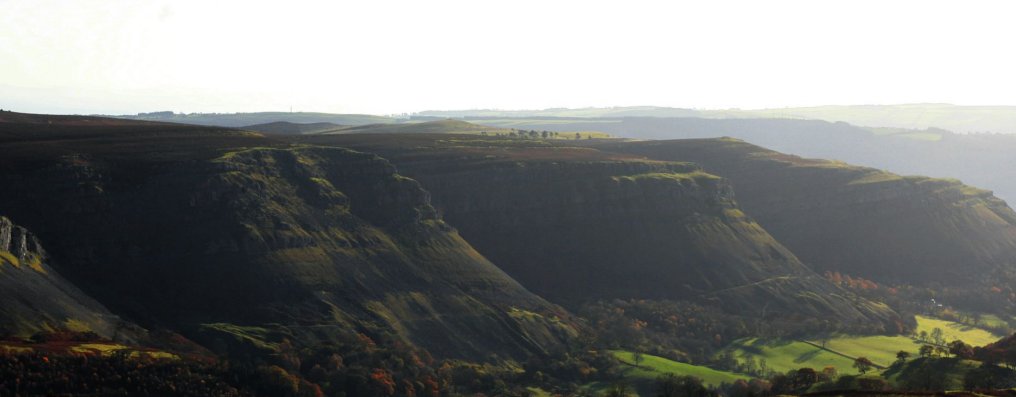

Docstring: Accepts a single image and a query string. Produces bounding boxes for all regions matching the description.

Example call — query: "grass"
[719,338,861,374]
[974,313,1011,330]
[817,335,919,368]
[580,351,748,396]
[611,350,748,387]
[848,171,904,185]
[914,315,1002,347]
[0,341,177,360]
[719,315,1003,375]
[612,171,722,184]
[199,323,281,352]
[883,357,982,390]
[0,251,20,268]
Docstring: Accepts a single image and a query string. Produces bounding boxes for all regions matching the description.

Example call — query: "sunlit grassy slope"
[915,315,1002,347]
[719,315,1003,374]
[611,350,747,387]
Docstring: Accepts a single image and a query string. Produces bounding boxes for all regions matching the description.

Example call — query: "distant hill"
[728,104,1016,134]
[421,104,1016,133]
[325,119,510,135]
[118,111,394,127]
[444,116,1016,203]
[241,121,346,135]
[418,106,700,119]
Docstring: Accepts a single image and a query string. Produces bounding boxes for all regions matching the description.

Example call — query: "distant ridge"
[241,121,346,135]
[419,104,1016,134]
[120,111,394,128]
[324,119,509,135]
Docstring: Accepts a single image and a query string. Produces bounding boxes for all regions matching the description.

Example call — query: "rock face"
[0,119,575,360]
[0,216,122,338]
[297,135,901,331]
[592,138,1016,288]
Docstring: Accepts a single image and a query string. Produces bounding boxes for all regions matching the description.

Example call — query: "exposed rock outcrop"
[0,216,123,338]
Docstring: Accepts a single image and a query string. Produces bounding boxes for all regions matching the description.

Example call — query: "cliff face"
[0,216,122,338]
[592,138,1016,287]
[407,161,895,324]
[295,135,900,330]
[0,118,575,360]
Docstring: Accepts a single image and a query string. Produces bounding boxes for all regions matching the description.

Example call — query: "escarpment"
[591,138,1016,288]
[405,161,895,324]
[0,216,123,338]
[293,134,901,331]
[0,122,576,360]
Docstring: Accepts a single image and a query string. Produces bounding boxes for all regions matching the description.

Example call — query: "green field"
[719,315,1003,375]
[914,315,1003,347]
[719,338,861,375]
[819,335,919,368]
[611,350,747,387]
[580,351,749,397]
[974,313,1012,330]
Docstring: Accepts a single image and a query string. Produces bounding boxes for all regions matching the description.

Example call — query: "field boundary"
[797,340,888,369]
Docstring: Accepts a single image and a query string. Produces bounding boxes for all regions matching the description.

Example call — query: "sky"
[2,0,1016,115]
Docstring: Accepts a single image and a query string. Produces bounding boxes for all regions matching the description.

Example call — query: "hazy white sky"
[2,0,1016,115]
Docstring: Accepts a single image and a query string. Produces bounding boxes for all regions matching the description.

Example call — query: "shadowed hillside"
[294,133,901,331]
[0,113,575,361]
[0,216,125,339]
[589,138,1016,296]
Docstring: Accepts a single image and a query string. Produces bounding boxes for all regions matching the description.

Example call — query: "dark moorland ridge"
[0,112,907,354]
[0,112,575,361]
[438,116,1016,205]
[6,112,1016,395]
[122,111,392,128]
[296,132,1016,314]
[127,109,1016,204]
[293,133,899,331]
[587,138,1016,292]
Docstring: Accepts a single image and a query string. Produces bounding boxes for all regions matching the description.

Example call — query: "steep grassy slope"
[0,216,123,338]
[611,350,748,386]
[0,113,575,360]
[294,134,899,330]
[591,138,1016,290]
